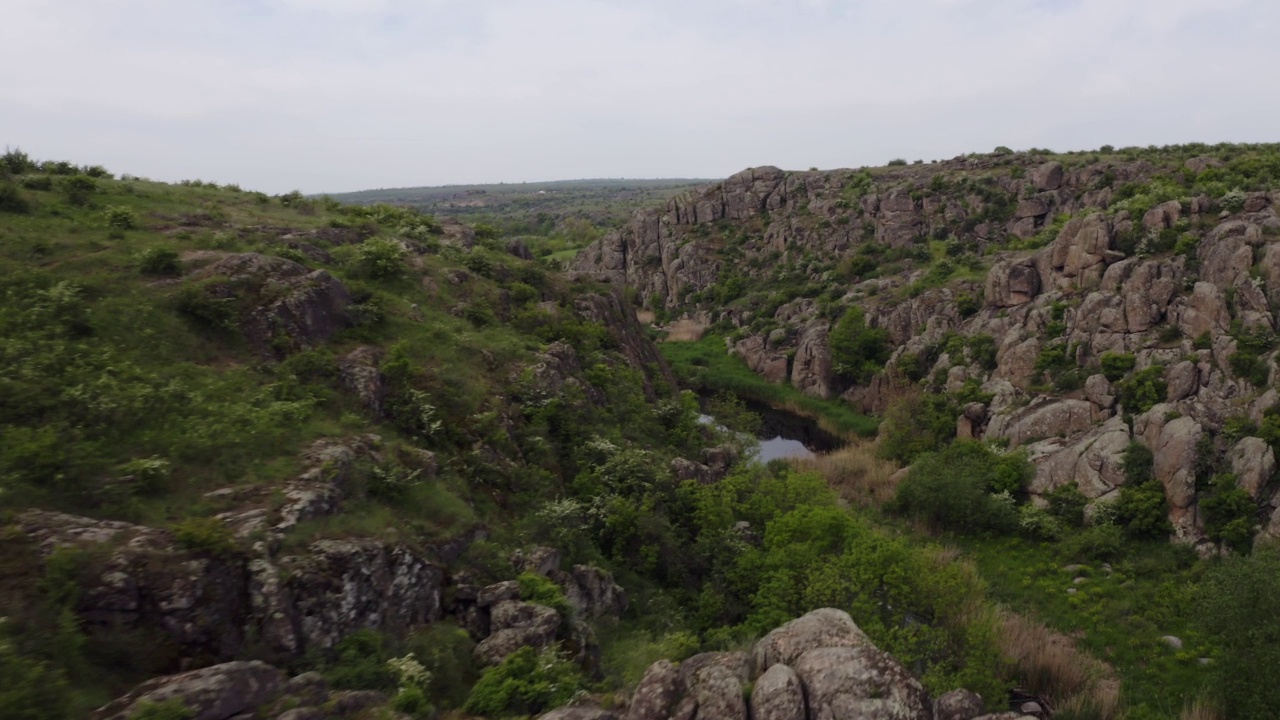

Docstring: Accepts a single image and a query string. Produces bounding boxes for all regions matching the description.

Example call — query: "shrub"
[103,206,137,230]
[137,247,181,276]
[1116,366,1167,413]
[1197,550,1280,719]
[173,284,237,330]
[355,238,407,279]
[1046,484,1089,527]
[892,441,1020,534]
[877,390,955,464]
[0,182,31,213]
[830,307,890,384]
[1098,352,1136,382]
[1057,523,1125,562]
[1200,474,1255,552]
[517,572,572,620]
[463,646,585,717]
[323,629,397,692]
[60,175,96,205]
[888,158,908,166]
[1229,349,1270,387]
[21,175,53,191]
[0,621,71,720]
[171,517,238,557]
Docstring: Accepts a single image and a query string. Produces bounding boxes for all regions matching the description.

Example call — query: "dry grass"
[995,609,1121,720]
[788,440,901,508]
[1177,699,1223,720]
[662,317,708,342]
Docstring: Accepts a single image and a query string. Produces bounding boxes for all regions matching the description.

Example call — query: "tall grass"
[789,441,899,508]
[995,609,1120,720]
[658,334,879,437]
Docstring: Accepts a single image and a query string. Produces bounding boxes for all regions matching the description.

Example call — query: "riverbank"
[657,334,880,438]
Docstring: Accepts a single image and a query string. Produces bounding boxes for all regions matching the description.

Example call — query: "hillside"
[2,146,1278,720]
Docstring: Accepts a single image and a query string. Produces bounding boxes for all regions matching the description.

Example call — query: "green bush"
[517,572,572,620]
[1116,366,1167,413]
[892,441,1021,534]
[60,175,96,205]
[21,176,53,191]
[876,391,955,464]
[1098,352,1136,382]
[355,238,407,279]
[1229,349,1270,387]
[1200,474,1255,552]
[0,622,71,720]
[103,206,138,230]
[323,629,397,692]
[137,248,181,276]
[830,307,890,384]
[0,182,31,214]
[1197,550,1280,719]
[463,646,585,717]
[171,517,238,557]
[1046,484,1088,527]
[1056,523,1124,562]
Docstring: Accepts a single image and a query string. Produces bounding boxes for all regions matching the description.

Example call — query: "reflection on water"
[700,398,841,463]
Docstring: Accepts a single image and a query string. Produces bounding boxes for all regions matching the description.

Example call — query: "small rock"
[1067,588,1078,595]
[1073,577,1088,585]
[1160,635,1183,651]
[1020,701,1044,715]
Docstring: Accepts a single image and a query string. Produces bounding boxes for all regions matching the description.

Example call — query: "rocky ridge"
[573,149,1280,550]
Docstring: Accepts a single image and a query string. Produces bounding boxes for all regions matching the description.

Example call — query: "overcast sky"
[2,0,1276,194]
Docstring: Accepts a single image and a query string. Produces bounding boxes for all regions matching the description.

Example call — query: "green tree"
[1197,550,1280,719]
[830,307,890,384]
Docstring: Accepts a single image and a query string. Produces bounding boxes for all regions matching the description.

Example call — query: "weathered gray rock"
[94,661,283,720]
[539,707,618,720]
[987,399,1095,448]
[754,607,872,670]
[474,600,560,665]
[337,346,384,415]
[1229,437,1276,499]
[1084,374,1116,409]
[556,565,627,619]
[1142,200,1181,230]
[751,664,806,720]
[512,546,562,576]
[690,665,747,720]
[1031,162,1064,191]
[792,320,835,398]
[477,580,521,608]
[793,645,932,720]
[624,660,684,720]
[1028,416,1131,501]
[933,689,985,720]
[985,259,1041,307]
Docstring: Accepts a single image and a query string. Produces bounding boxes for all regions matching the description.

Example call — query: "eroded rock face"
[188,253,353,356]
[1229,437,1276,499]
[934,689,985,720]
[987,399,1096,448]
[792,320,835,399]
[625,660,684,720]
[751,664,807,720]
[93,661,283,720]
[793,645,932,720]
[754,607,872,670]
[474,600,560,665]
[1027,416,1131,501]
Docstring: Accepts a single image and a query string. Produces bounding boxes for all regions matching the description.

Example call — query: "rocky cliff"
[574,145,1280,551]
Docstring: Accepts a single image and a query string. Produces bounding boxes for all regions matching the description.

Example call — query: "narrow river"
[701,398,842,462]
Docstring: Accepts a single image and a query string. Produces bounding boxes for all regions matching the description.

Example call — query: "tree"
[829,307,889,385]
[1197,550,1280,719]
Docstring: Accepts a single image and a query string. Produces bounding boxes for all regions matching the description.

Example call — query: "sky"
[2,0,1277,194]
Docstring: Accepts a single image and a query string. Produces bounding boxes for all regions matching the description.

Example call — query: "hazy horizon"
[5,0,1278,194]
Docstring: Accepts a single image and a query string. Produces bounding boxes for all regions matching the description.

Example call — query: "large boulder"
[750,664,806,720]
[1027,416,1131,500]
[1031,162,1064,192]
[94,661,283,720]
[474,600,560,665]
[625,660,684,720]
[754,608,872,670]
[791,320,835,399]
[691,665,748,720]
[792,645,932,720]
[1229,437,1277,499]
[985,259,1040,308]
[986,399,1096,448]
[1044,214,1116,290]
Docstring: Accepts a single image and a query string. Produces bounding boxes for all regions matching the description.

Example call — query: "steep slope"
[574,144,1280,550]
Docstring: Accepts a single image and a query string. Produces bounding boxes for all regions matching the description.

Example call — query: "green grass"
[658,334,879,438]
[959,535,1211,718]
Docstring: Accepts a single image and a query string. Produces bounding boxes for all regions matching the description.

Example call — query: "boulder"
[1229,437,1276,499]
[94,661,284,720]
[933,689,985,720]
[792,645,932,720]
[337,346,384,415]
[539,708,618,720]
[1142,200,1181,230]
[754,607,872,670]
[1031,162,1064,191]
[1172,282,1231,340]
[474,600,560,665]
[986,399,1095,448]
[1044,214,1116,290]
[690,665,747,720]
[1027,416,1131,500]
[985,259,1041,307]
[555,565,627,619]
[512,546,562,576]
[624,661,684,720]
[1084,374,1116,409]
[750,664,806,720]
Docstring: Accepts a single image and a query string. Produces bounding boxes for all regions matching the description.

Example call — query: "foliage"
[171,517,238,557]
[322,629,398,692]
[137,247,180,276]
[1098,352,1135,382]
[463,646,586,717]
[1114,443,1172,540]
[0,181,31,214]
[891,441,1024,534]
[103,206,138,231]
[355,238,407,279]
[128,701,195,720]
[1116,366,1167,413]
[0,621,71,720]
[1199,474,1255,552]
[60,175,96,205]
[829,307,890,384]
[1197,550,1280,720]
[876,390,956,464]
[518,572,572,620]
[1046,484,1089,528]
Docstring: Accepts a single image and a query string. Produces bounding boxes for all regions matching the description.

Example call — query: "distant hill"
[324,178,711,229]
